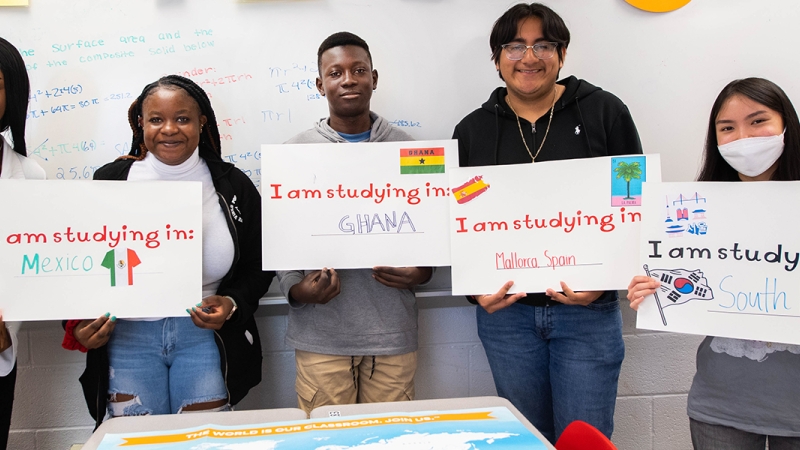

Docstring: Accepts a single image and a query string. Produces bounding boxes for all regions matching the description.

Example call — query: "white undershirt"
[127,149,235,320]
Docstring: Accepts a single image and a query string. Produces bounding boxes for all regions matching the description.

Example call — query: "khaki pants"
[294,349,417,415]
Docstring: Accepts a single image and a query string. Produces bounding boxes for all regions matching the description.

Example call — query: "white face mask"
[717,132,785,177]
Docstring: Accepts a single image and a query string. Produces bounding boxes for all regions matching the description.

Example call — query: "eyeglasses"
[501,42,558,61]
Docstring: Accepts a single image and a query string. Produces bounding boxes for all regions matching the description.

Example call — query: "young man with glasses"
[452,3,642,444]
[276,32,432,415]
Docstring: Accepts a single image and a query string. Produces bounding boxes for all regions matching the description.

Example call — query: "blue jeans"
[107,318,228,416]
[476,299,624,443]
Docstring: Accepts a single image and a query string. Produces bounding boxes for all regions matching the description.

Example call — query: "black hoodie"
[453,75,642,306]
[454,76,642,166]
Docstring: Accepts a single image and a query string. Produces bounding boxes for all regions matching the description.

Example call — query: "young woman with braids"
[62,75,273,426]
[0,36,46,450]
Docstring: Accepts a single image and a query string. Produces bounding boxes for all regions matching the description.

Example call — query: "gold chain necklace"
[506,88,557,162]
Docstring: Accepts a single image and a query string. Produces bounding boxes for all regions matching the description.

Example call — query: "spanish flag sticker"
[453,175,490,204]
[400,147,445,174]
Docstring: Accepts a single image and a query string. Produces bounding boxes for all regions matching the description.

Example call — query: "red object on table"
[555,420,617,450]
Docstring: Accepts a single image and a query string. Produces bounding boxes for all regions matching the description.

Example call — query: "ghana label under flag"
[400,147,445,174]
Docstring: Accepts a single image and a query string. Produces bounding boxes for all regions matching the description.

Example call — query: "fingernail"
[110,316,117,322]
[186,309,191,315]
[196,303,202,307]
[192,307,197,312]
[104,312,110,317]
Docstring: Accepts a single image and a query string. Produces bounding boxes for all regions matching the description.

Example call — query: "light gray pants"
[690,419,800,450]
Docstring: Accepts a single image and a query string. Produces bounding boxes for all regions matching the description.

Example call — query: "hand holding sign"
[372,266,433,290]
[73,314,116,350]
[475,281,527,314]
[289,269,341,305]
[545,282,604,306]
[626,275,661,310]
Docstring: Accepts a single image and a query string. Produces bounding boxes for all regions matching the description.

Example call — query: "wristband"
[224,296,238,321]
[62,320,89,353]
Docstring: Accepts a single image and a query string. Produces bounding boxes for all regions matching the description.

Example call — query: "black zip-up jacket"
[75,148,274,428]
[453,75,643,307]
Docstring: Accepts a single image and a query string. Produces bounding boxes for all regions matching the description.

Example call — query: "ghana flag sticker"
[400,147,445,174]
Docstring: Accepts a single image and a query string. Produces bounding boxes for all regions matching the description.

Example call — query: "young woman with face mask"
[628,78,800,450]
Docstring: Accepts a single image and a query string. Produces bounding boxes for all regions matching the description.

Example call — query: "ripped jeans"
[106,318,229,416]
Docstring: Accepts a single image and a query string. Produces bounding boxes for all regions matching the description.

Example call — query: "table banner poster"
[449,154,661,295]
[0,180,202,321]
[261,140,457,270]
[96,406,549,449]
[636,181,800,345]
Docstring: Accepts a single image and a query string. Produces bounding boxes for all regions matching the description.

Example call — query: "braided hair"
[123,75,221,161]
[0,37,31,156]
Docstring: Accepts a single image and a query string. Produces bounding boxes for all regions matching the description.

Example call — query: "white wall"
[5,0,800,185]
[8,297,702,450]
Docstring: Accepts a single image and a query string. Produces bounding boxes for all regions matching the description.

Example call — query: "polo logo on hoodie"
[575,125,581,136]
[229,195,243,223]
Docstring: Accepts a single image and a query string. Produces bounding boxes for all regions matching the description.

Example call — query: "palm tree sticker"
[615,161,643,199]
[611,156,646,206]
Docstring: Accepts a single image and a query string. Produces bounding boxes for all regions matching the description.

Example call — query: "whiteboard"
[2,0,799,189]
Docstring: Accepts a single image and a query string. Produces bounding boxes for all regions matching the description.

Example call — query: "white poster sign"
[0,180,202,321]
[449,155,661,295]
[636,181,800,345]
[261,140,457,270]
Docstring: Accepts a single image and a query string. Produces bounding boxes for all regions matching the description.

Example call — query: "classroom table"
[81,396,555,449]
[80,408,308,449]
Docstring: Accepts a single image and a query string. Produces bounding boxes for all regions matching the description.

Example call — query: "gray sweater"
[277,112,419,355]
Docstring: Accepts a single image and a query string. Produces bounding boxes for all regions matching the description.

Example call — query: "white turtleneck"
[0,135,45,180]
[128,149,235,305]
